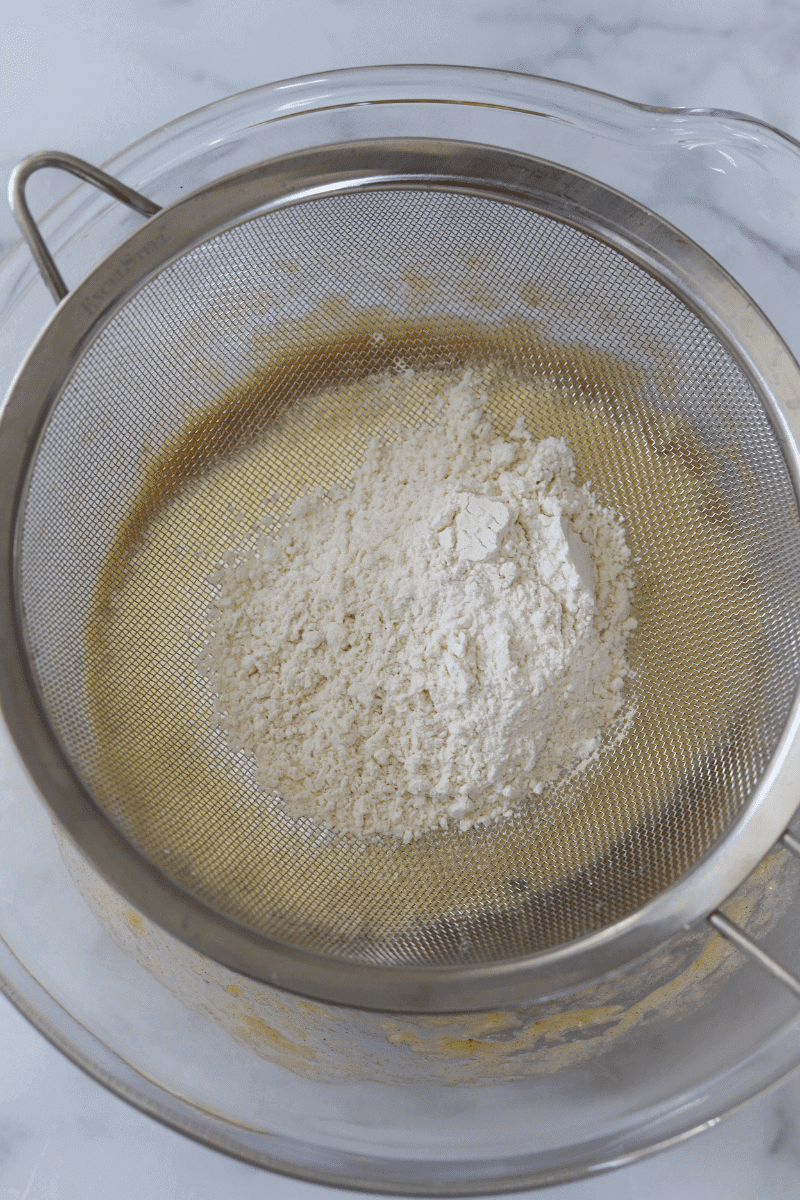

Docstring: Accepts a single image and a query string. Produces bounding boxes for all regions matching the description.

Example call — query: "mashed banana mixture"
[85,335,761,950]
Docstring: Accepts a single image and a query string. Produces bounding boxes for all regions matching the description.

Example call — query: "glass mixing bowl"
[3,66,800,1194]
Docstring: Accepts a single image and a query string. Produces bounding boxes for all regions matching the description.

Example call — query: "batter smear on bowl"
[199,369,635,841]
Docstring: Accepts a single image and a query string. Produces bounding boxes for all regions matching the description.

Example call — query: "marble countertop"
[4,2,800,1196]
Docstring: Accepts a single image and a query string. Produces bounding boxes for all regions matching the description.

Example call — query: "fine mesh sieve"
[5,138,800,1012]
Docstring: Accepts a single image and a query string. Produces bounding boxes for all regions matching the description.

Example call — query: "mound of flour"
[199,370,635,841]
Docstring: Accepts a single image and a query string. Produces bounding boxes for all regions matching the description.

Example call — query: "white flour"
[199,370,635,841]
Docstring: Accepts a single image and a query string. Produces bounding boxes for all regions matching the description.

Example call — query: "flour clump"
[199,369,635,841]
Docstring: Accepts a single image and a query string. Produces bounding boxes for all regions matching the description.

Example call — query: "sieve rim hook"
[710,830,800,1000]
[8,151,161,305]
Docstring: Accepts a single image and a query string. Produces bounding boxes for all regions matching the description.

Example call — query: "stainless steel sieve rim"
[3,137,800,1012]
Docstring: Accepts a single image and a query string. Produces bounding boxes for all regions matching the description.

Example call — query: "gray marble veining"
[4,0,800,258]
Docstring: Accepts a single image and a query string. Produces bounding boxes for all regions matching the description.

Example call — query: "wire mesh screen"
[17,187,800,966]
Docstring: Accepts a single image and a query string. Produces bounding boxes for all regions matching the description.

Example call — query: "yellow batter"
[85,316,764,955]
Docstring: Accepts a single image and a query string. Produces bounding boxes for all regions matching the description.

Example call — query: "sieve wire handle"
[708,831,800,1000]
[8,151,161,304]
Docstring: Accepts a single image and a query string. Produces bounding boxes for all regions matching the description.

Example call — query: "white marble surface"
[4,1,800,1196]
